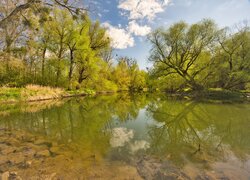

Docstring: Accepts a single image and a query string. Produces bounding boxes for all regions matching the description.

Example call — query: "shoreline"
[1,87,250,104]
[0,85,120,104]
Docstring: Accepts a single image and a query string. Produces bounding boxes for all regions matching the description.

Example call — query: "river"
[0,93,249,179]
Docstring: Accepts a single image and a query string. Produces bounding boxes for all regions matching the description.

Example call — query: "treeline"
[1,1,250,93]
[148,19,250,92]
[0,1,146,91]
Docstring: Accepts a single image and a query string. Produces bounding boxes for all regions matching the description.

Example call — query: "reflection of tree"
[1,94,249,167]
[147,98,250,167]
[111,93,148,121]
[0,93,149,160]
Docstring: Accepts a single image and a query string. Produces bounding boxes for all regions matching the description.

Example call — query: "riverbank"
[0,85,93,104]
[1,86,250,104]
[166,88,250,103]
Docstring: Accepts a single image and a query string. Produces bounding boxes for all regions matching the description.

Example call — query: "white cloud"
[103,22,135,49]
[118,0,171,20]
[128,21,151,36]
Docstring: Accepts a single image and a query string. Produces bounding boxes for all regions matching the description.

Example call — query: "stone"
[35,150,50,157]
[34,139,52,148]
[52,142,58,147]
[1,171,9,180]
[45,173,57,180]
[22,148,36,158]
[1,146,16,155]
[49,146,61,155]
[8,152,25,165]
[0,156,9,165]
[19,160,32,169]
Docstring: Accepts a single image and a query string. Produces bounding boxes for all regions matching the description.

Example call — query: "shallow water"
[0,93,250,179]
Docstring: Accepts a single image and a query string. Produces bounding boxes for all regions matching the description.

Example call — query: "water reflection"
[0,93,250,172]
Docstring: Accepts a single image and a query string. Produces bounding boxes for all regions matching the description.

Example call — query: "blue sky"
[86,0,250,69]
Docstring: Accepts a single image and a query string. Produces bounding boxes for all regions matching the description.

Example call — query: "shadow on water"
[0,93,250,179]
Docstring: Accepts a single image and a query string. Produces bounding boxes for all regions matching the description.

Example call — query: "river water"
[0,93,250,179]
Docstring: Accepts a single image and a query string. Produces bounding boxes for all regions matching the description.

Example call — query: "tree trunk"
[68,48,74,90]
[183,71,204,91]
[56,39,63,87]
[41,47,47,82]
[78,68,85,84]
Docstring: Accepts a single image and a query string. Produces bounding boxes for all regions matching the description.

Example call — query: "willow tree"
[75,21,110,86]
[217,26,250,89]
[148,19,218,90]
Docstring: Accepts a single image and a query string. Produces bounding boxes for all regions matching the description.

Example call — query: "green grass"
[0,85,65,103]
[0,85,99,103]
[0,87,22,101]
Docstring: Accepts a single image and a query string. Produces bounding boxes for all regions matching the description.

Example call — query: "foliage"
[0,4,146,92]
[148,20,250,92]
[1,0,250,95]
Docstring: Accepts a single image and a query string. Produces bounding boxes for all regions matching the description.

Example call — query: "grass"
[0,85,65,103]
[0,85,99,103]
[21,85,64,101]
[0,87,22,102]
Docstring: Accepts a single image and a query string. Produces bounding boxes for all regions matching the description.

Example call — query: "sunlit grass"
[0,84,65,103]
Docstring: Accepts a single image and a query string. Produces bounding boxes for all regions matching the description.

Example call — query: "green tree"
[148,19,218,91]
[217,25,250,90]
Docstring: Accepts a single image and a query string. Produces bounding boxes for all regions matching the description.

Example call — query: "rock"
[35,150,50,158]
[25,142,48,151]
[8,171,22,180]
[19,134,35,143]
[22,147,36,158]
[1,171,20,180]
[7,137,20,146]
[0,156,9,165]
[1,171,9,180]
[52,142,58,147]
[1,146,16,155]
[34,139,52,147]
[26,161,32,166]
[49,146,61,155]
[45,173,57,180]
[19,160,32,169]
[136,157,190,180]
[8,152,25,165]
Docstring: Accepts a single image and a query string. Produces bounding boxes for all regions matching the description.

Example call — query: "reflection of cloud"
[130,140,150,154]
[110,127,134,147]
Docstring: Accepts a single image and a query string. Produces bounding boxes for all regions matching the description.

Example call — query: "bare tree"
[0,0,88,28]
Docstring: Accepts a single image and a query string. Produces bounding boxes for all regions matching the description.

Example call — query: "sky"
[85,0,250,69]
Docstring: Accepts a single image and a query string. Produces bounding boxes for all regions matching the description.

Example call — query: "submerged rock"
[49,146,61,155]
[1,171,21,180]
[34,139,52,148]
[1,171,9,180]
[1,146,16,155]
[136,157,190,180]
[35,150,51,158]
[8,152,25,165]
